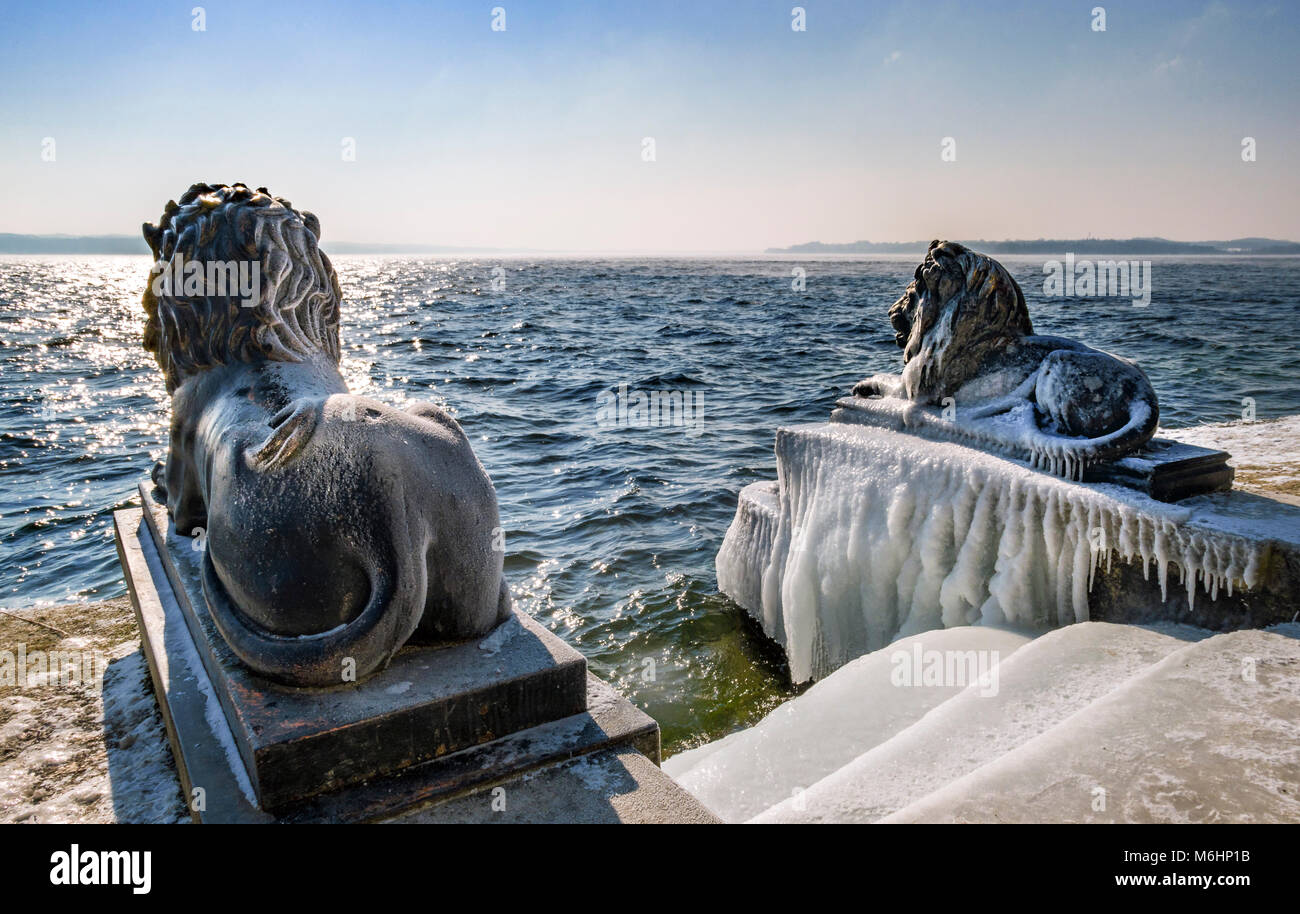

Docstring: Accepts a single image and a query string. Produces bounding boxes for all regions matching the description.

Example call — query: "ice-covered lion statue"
[142,182,511,687]
[852,240,1159,476]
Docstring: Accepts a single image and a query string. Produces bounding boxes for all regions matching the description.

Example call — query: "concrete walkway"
[0,596,186,823]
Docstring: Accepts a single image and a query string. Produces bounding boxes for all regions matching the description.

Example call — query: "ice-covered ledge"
[717,422,1300,684]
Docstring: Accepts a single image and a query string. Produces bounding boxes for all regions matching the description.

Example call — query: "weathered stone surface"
[115,508,271,823]
[116,505,694,823]
[134,496,589,809]
[277,676,662,823]
[391,748,721,825]
[0,595,188,824]
[141,183,510,687]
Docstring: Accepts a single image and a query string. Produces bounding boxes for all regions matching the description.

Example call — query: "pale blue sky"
[1,1,1296,250]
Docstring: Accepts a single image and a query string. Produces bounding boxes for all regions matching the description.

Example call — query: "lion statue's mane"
[887,240,1034,402]
[142,182,341,393]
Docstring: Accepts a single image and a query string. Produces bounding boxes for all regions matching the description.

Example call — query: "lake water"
[3,253,1298,753]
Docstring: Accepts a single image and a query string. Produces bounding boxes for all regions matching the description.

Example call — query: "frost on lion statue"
[851,240,1160,479]
[142,182,511,687]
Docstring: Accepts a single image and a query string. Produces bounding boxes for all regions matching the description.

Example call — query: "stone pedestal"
[831,395,1234,501]
[717,422,1300,684]
[115,482,716,823]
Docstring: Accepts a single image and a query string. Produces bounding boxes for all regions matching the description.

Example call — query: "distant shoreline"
[3,232,1299,257]
[765,238,1300,256]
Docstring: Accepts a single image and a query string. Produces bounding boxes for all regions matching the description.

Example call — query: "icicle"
[719,424,1271,683]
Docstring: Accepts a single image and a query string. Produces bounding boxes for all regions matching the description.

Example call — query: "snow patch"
[478,616,521,655]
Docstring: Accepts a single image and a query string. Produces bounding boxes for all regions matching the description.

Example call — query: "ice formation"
[662,625,1034,823]
[667,621,1300,824]
[717,422,1269,684]
[877,624,1300,823]
[715,481,779,618]
[752,621,1206,823]
[849,369,1157,482]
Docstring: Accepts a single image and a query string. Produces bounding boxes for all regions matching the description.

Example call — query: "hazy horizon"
[3,231,1300,251]
[3,1,1298,251]
[3,232,1297,258]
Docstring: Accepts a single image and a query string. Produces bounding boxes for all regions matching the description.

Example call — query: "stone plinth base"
[392,747,720,824]
[134,481,588,810]
[115,499,715,823]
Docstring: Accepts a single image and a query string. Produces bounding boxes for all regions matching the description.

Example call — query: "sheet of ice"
[1162,414,1300,469]
[753,621,1208,823]
[719,422,1271,683]
[882,624,1300,823]
[661,625,1033,823]
[1178,489,1300,547]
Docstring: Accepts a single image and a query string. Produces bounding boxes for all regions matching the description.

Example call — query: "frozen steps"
[662,625,1035,823]
[701,416,1300,823]
[881,624,1300,823]
[752,621,1207,823]
[668,621,1300,823]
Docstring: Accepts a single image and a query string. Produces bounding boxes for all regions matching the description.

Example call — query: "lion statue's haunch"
[142,182,511,687]
[852,240,1159,477]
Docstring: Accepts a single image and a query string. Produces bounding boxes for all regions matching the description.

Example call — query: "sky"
[1,0,1297,251]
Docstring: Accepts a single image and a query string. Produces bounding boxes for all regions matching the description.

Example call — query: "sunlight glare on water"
[3,253,1299,752]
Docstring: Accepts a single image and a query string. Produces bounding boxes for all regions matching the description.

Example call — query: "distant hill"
[766,237,1300,255]
[0,233,149,254]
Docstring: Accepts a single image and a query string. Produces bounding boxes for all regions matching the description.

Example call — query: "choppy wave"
[2,254,1298,751]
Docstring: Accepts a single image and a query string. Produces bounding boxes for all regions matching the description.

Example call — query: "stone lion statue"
[852,240,1159,474]
[142,182,511,687]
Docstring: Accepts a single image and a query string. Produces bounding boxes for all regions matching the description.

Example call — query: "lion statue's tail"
[199,542,424,688]
[1023,385,1160,481]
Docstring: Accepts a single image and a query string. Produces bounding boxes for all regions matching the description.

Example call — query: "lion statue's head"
[142,182,342,393]
[889,239,1034,402]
